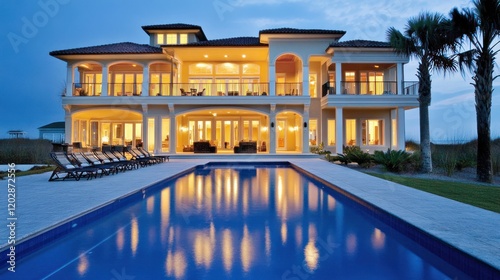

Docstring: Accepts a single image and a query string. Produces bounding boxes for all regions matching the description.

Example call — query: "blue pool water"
[2,165,472,279]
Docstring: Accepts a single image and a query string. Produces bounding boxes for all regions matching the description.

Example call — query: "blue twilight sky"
[0,0,498,142]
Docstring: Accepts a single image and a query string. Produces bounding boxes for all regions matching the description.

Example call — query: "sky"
[0,0,498,142]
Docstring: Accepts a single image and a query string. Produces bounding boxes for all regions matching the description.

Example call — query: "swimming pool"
[0,164,485,279]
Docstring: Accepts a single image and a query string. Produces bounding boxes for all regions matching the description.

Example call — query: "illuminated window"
[346,119,356,146]
[216,63,239,74]
[362,120,383,145]
[161,118,170,152]
[179,34,188,44]
[309,119,318,146]
[189,63,213,75]
[242,64,260,75]
[148,118,155,152]
[391,119,397,147]
[309,74,317,98]
[157,34,165,45]
[327,119,336,146]
[166,34,177,44]
[344,72,356,94]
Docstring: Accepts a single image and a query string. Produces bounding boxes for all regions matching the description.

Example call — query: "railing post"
[397,63,403,95]
[335,62,342,95]
[101,65,108,96]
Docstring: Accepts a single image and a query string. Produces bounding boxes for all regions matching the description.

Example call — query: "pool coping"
[1,158,499,277]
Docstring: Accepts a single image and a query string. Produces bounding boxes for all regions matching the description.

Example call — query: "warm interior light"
[179,126,188,132]
[101,136,109,143]
[204,54,208,58]
[224,55,228,58]
[242,54,246,58]
[374,65,379,68]
[261,126,268,132]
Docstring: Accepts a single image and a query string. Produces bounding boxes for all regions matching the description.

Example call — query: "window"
[309,119,318,146]
[360,71,384,95]
[161,119,170,152]
[167,34,177,44]
[391,119,397,147]
[189,63,213,75]
[157,34,165,45]
[346,119,356,146]
[309,74,317,97]
[242,64,260,75]
[327,119,335,146]
[344,72,356,94]
[362,120,383,145]
[216,63,239,75]
[148,118,155,152]
[180,34,188,44]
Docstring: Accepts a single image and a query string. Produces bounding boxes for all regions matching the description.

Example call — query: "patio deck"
[0,157,498,275]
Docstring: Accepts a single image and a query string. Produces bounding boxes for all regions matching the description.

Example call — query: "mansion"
[50,23,418,155]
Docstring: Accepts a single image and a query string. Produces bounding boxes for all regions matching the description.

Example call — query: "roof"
[259,28,346,35]
[142,23,207,41]
[38,122,65,129]
[180,37,265,47]
[329,40,391,48]
[49,42,163,56]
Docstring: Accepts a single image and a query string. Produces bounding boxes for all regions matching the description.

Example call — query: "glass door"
[277,120,286,150]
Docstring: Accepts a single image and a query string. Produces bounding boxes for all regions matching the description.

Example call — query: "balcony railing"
[73,83,102,96]
[323,81,418,96]
[150,83,270,96]
[108,83,142,96]
[275,83,302,96]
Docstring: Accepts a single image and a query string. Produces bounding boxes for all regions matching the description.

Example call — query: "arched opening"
[149,62,176,96]
[176,108,269,153]
[72,109,142,149]
[275,54,303,96]
[275,111,303,152]
[108,62,144,96]
[73,62,103,96]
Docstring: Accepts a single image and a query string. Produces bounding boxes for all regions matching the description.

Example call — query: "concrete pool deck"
[0,157,499,273]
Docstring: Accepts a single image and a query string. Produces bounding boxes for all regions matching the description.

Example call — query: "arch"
[108,60,145,69]
[274,53,303,96]
[274,52,303,66]
[72,107,143,120]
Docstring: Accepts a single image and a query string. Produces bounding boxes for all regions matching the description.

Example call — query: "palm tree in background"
[387,12,457,173]
[450,0,500,183]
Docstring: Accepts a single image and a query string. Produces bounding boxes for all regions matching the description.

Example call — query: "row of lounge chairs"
[48,147,169,181]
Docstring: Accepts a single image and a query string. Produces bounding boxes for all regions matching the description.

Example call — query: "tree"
[387,13,457,173]
[450,0,500,183]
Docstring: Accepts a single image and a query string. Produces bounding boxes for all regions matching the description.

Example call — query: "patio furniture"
[234,141,257,153]
[194,141,217,153]
[197,88,206,96]
[48,152,98,181]
[138,147,169,162]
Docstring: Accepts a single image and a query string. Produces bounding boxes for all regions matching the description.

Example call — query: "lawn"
[366,172,500,213]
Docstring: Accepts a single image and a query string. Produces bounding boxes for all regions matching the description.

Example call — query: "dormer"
[142,23,208,46]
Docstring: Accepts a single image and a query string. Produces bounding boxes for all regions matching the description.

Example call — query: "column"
[142,64,149,96]
[270,104,277,153]
[302,105,310,153]
[101,65,108,96]
[64,106,72,144]
[335,62,342,95]
[66,65,73,96]
[397,107,406,150]
[142,105,149,152]
[335,107,343,154]
[302,65,309,96]
[269,64,275,96]
[155,116,162,154]
[168,104,176,154]
[397,63,403,95]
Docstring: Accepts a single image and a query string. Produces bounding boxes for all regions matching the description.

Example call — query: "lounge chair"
[92,151,126,173]
[70,152,110,177]
[137,147,169,162]
[126,147,155,166]
[104,150,137,170]
[48,152,98,181]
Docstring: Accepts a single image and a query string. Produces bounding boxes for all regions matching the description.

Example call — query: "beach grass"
[365,172,500,213]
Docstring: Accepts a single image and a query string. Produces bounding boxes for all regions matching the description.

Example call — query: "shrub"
[0,139,52,164]
[373,149,413,173]
[337,146,373,168]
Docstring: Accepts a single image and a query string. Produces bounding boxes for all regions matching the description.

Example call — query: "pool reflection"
[52,166,460,280]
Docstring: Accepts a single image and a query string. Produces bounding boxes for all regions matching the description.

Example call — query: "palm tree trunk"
[417,60,432,173]
[474,52,493,183]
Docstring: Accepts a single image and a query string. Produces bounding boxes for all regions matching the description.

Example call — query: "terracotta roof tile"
[329,40,391,48]
[260,28,345,35]
[49,42,163,56]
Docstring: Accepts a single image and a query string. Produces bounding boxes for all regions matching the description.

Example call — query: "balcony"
[275,83,303,96]
[149,83,270,97]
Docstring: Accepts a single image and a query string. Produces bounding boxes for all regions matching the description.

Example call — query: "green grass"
[365,172,500,213]
[0,166,55,180]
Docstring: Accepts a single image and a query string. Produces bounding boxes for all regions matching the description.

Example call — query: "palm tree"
[450,0,500,183]
[387,13,457,173]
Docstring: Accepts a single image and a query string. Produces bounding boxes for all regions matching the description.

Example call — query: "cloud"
[237,17,311,28]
